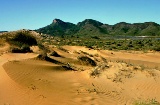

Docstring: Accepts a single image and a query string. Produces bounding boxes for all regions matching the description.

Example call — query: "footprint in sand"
[38,95,46,99]
[28,84,38,90]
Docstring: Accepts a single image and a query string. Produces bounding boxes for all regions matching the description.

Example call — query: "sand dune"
[0,53,39,105]
[0,46,160,105]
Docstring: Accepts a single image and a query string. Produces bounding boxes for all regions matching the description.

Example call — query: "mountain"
[110,22,160,36]
[36,19,160,36]
[37,19,78,36]
[76,19,108,36]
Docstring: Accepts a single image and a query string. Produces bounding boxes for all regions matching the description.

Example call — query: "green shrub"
[152,45,160,51]
[10,45,32,53]
[7,31,37,47]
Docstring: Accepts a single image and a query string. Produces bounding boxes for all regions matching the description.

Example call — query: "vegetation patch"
[10,45,32,53]
[90,63,109,77]
[90,67,101,76]
[48,36,160,52]
[62,63,75,71]
[4,31,38,53]
[7,31,37,47]
[78,56,97,67]
[58,47,69,53]
[133,99,160,105]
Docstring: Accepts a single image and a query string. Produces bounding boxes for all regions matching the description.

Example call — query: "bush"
[21,45,32,52]
[10,45,32,53]
[91,36,100,39]
[7,31,37,47]
[152,45,160,51]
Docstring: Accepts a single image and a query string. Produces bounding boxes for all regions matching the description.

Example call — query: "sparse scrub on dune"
[90,66,101,76]
[133,99,160,105]
[80,50,93,57]
[90,63,109,77]
[139,65,145,70]
[101,57,108,63]
[36,52,48,60]
[62,63,75,71]
[80,50,89,55]
[133,66,142,70]
[37,43,50,53]
[50,51,62,57]
[58,46,69,53]
[78,56,97,67]
[154,66,159,70]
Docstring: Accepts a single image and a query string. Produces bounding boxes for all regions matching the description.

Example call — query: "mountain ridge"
[36,19,160,36]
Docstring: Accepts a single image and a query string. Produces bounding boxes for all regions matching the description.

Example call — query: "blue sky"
[0,0,160,31]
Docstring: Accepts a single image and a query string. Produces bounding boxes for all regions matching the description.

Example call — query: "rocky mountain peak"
[53,19,64,24]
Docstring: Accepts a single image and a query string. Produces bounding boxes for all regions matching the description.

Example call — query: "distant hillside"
[36,19,160,36]
[0,31,8,33]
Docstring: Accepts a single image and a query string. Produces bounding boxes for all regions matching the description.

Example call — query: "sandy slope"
[1,46,160,105]
[0,53,40,105]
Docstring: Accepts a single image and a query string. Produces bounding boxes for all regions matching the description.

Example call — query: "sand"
[0,46,160,105]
